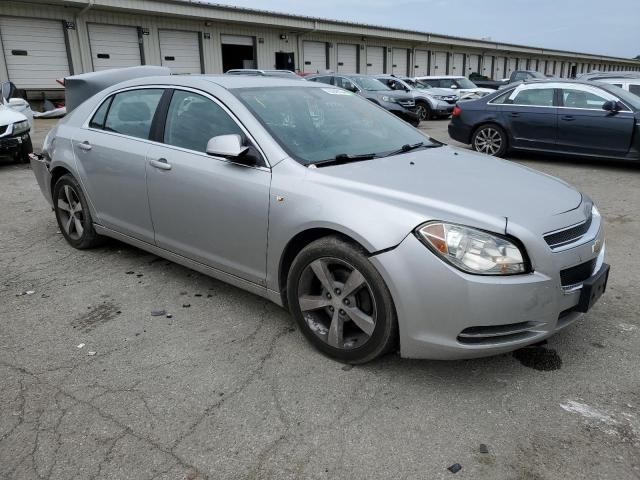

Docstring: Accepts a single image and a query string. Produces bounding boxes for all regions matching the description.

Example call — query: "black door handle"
[509,112,519,117]
[561,115,575,121]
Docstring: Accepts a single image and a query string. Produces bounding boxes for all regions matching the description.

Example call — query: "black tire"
[286,236,398,364]
[415,101,433,121]
[18,135,33,163]
[53,174,104,249]
[471,123,508,157]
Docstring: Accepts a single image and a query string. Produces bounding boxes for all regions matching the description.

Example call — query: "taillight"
[452,105,462,117]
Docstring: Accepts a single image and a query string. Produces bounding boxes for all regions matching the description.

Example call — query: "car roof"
[417,75,464,79]
[110,74,321,91]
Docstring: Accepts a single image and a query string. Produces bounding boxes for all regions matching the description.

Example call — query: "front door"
[556,86,635,156]
[499,85,557,150]
[145,89,271,285]
[72,88,164,242]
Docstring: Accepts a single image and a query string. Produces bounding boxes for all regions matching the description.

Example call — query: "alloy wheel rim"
[57,185,84,240]
[475,128,502,155]
[297,257,377,350]
[416,105,427,121]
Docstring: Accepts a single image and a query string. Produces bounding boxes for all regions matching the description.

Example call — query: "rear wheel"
[287,236,397,364]
[53,174,103,249]
[472,124,507,157]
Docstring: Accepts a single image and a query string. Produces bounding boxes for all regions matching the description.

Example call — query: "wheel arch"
[50,166,74,201]
[278,227,371,309]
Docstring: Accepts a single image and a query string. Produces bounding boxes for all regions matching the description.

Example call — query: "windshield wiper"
[379,141,440,157]
[311,153,378,168]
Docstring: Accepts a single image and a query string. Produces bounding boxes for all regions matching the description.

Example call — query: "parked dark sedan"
[307,74,420,126]
[448,80,640,160]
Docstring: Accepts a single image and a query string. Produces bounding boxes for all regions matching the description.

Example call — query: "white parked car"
[0,82,33,162]
[415,75,495,99]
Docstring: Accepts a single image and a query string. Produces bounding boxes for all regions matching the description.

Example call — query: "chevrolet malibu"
[31,73,609,363]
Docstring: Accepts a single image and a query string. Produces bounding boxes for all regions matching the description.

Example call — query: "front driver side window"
[561,88,607,109]
[163,90,244,153]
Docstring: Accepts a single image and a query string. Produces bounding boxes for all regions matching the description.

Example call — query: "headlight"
[432,95,445,100]
[380,95,396,103]
[416,222,528,275]
[13,120,29,134]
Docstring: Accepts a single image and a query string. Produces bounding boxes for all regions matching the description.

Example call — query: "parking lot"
[1,117,639,479]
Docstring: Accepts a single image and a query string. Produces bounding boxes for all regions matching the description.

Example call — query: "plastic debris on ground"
[448,463,462,474]
[87,351,97,356]
[77,343,85,349]
[479,444,489,454]
[151,309,166,317]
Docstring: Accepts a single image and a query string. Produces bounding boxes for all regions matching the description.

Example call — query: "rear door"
[145,89,270,284]
[497,85,558,150]
[556,85,635,156]
[72,88,164,242]
[88,24,142,71]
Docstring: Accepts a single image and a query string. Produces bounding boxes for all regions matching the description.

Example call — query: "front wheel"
[471,124,507,157]
[415,101,432,121]
[287,236,398,364]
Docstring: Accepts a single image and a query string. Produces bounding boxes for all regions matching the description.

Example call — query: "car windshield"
[351,77,390,91]
[454,78,478,89]
[234,86,434,165]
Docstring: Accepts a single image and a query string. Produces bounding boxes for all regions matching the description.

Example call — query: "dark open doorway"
[275,51,295,70]
[221,43,256,72]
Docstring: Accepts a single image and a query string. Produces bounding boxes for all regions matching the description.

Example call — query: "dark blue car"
[448,80,640,160]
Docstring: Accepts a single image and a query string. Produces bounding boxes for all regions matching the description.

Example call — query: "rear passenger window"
[629,84,640,96]
[163,90,244,153]
[89,97,112,129]
[103,89,163,139]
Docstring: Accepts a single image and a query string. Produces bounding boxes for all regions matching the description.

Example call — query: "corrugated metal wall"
[0,0,638,90]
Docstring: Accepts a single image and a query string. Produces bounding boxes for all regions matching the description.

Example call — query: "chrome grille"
[544,215,592,249]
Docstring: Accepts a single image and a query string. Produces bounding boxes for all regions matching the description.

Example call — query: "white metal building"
[0,0,638,97]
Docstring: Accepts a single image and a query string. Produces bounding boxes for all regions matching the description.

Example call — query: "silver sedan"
[31,73,609,363]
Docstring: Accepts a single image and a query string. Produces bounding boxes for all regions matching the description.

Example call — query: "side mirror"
[206,134,250,159]
[450,84,458,89]
[346,83,358,93]
[602,100,619,112]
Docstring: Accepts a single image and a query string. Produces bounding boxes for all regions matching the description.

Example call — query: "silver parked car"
[31,72,609,363]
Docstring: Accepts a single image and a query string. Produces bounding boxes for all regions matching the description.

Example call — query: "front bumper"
[30,153,54,208]
[0,132,29,154]
[370,226,607,360]
[432,100,455,115]
[384,104,420,124]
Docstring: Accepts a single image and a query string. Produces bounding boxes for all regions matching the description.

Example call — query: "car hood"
[310,146,582,236]
[0,105,27,127]
[418,87,457,96]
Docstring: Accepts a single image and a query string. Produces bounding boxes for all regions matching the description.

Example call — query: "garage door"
[482,55,493,78]
[337,44,358,73]
[466,54,480,76]
[158,29,201,74]
[88,24,142,71]
[494,57,506,79]
[0,17,70,89]
[413,50,428,76]
[303,41,326,73]
[366,46,384,74]
[432,51,447,74]
[392,48,408,76]
[450,53,464,75]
